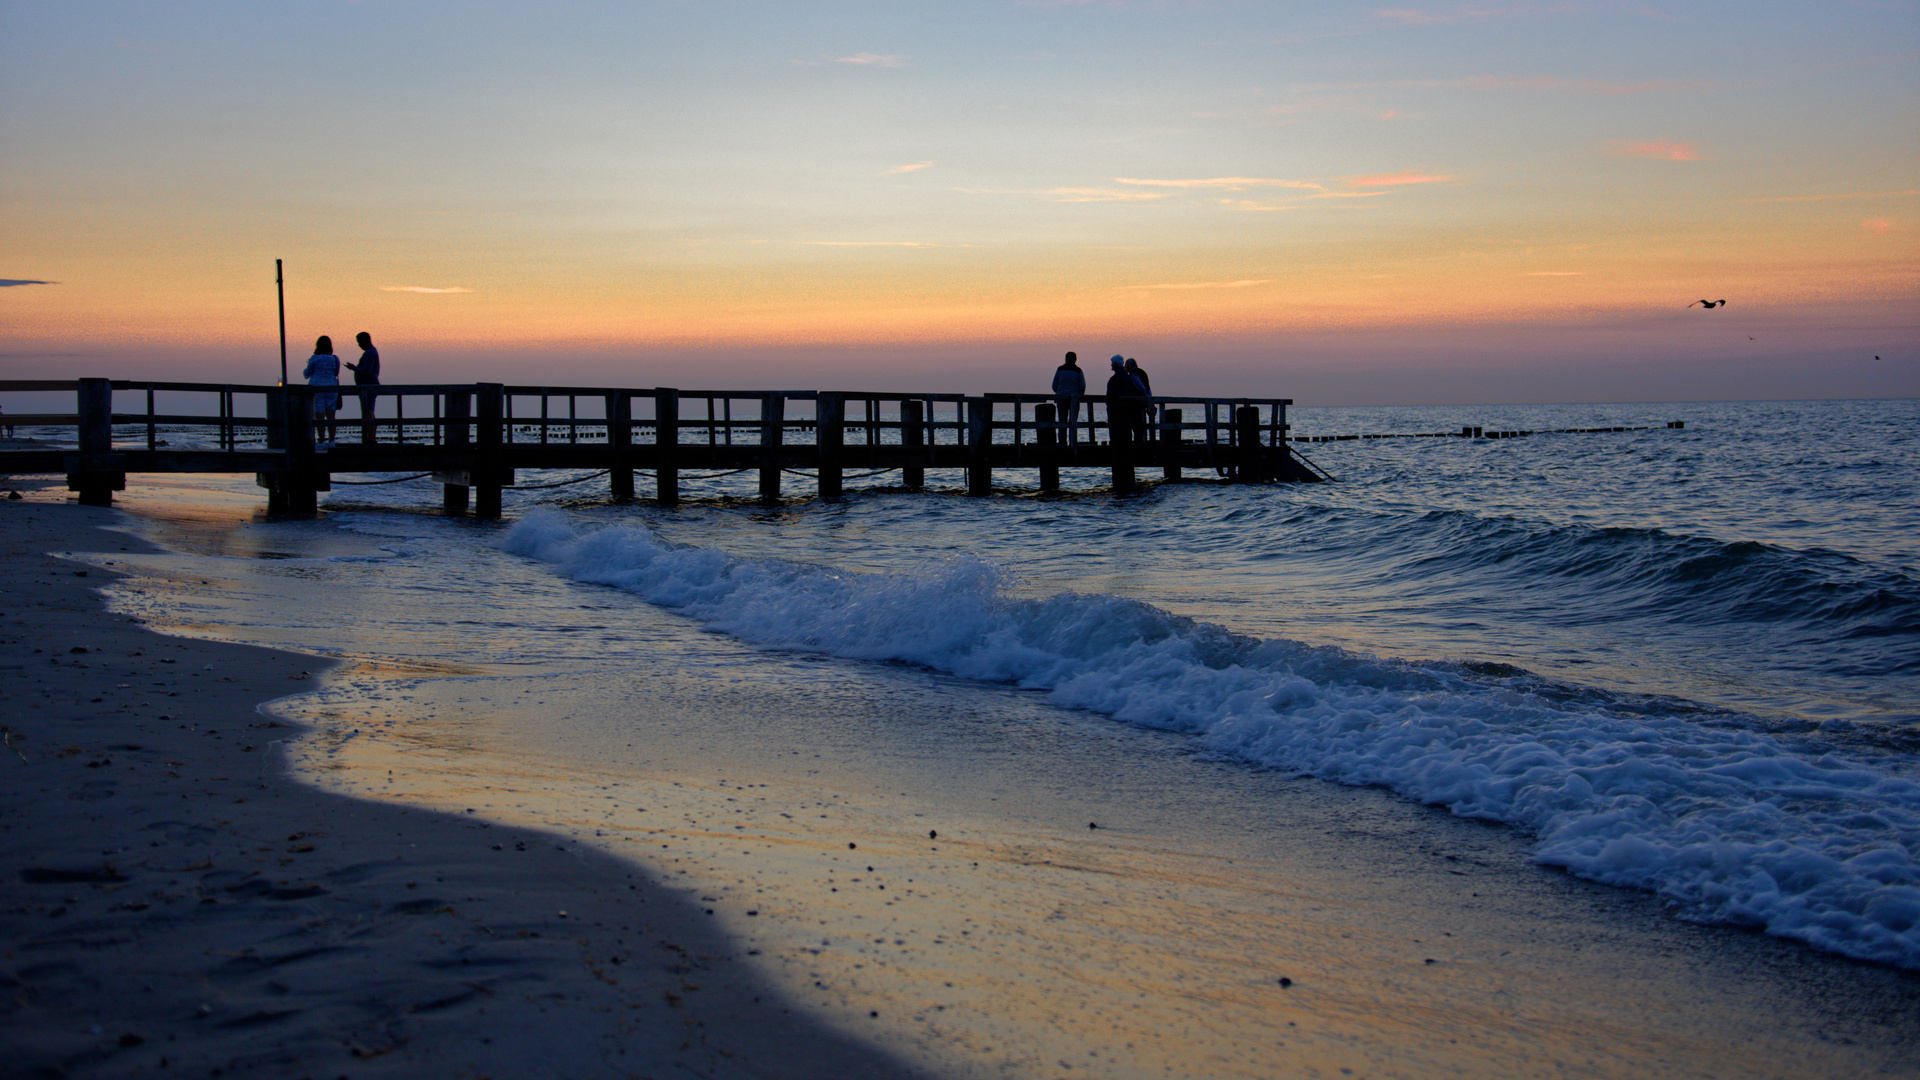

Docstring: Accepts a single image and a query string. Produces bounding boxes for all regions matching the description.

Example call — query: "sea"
[49,397,1920,986]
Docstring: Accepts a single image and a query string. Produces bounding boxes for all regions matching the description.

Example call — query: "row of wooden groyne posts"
[0,379,1331,517]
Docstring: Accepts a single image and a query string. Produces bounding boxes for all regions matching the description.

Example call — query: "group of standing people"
[1051,351,1153,446]
[302,332,381,447]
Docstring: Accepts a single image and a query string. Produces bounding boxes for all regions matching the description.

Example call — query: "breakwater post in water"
[1,379,1330,518]
[1292,420,1684,443]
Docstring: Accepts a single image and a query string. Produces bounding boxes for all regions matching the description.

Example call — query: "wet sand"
[0,484,924,1079]
[5,479,1919,1079]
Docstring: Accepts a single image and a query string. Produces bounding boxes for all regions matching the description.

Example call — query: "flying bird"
[1688,299,1727,308]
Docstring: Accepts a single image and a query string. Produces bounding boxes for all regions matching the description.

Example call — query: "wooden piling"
[66,377,124,506]
[967,397,991,496]
[474,383,505,519]
[1161,408,1183,482]
[1037,402,1060,492]
[607,391,634,500]
[817,393,845,499]
[759,393,784,501]
[902,399,925,489]
[439,388,471,514]
[655,388,680,505]
[1234,406,1263,482]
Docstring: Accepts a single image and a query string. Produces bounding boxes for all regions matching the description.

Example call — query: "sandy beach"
[0,483,925,1079]
[4,477,1919,1080]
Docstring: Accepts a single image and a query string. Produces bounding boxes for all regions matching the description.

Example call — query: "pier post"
[817,392,845,499]
[1037,402,1060,493]
[261,389,286,512]
[441,388,471,514]
[1161,408,1182,482]
[901,399,925,489]
[1234,406,1265,483]
[474,383,505,519]
[759,393,784,501]
[66,377,124,506]
[255,385,324,516]
[1110,399,1135,493]
[655,388,680,505]
[967,397,991,496]
[607,391,634,501]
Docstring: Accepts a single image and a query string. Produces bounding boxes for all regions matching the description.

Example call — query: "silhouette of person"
[302,335,341,447]
[1125,357,1154,441]
[345,331,381,439]
[1105,355,1147,448]
[1051,351,1086,445]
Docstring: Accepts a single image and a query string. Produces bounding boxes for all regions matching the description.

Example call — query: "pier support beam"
[967,397,992,496]
[967,397,998,495]
[817,393,844,499]
[655,388,680,506]
[1234,406,1265,483]
[474,383,505,519]
[441,389,471,514]
[759,393,784,502]
[1110,400,1136,493]
[1161,408,1183,482]
[66,377,125,506]
[901,399,925,489]
[607,391,634,501]
[1037,403,1060,493]
[254,385,326,516]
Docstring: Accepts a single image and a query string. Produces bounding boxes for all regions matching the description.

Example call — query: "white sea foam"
[502,509,1920,969]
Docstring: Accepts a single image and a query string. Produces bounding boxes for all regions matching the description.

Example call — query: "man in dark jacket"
[1051,351,1086,445]
[1125,357,1155,442]
[1105,355,1146,448]
[346,331,382,442]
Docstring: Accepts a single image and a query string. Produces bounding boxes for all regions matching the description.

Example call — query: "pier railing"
[0,378,1315,515]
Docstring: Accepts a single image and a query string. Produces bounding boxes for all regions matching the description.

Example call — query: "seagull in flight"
[1689,299,1727,308]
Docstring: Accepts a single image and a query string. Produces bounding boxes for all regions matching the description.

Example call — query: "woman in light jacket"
[302,335,341,447]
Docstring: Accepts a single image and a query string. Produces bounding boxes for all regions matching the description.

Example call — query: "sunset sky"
[3,1,1915,403]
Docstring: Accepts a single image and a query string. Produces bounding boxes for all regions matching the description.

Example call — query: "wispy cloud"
[0,279,56,287]
[1345,169,1452,186]
[380,285,473,294]
[1043,187,1174,202]
[1448,74,1706,96]
[1526,271,1585,276]
[1116,176,1324,191]
[889,161,934,174]
[1862,217,1900,235]
[1373,7,1469,26]
[953,185,1171,203]
[1608,140,1702,160]
[836,52,908,67]
[1742,189,1918,204]
[1292,75,1715,96]
[1123,279,1276,290]
[805,241,952,247]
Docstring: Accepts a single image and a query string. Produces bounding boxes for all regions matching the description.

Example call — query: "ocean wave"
[502,509,1920,970]
[1296,508,1920,669]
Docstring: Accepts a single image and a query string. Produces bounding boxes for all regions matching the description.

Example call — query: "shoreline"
[0,483,924,1079]
[5,479,1919,1079]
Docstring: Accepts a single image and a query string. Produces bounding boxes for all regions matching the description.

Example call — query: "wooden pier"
[0,379,1323,517]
